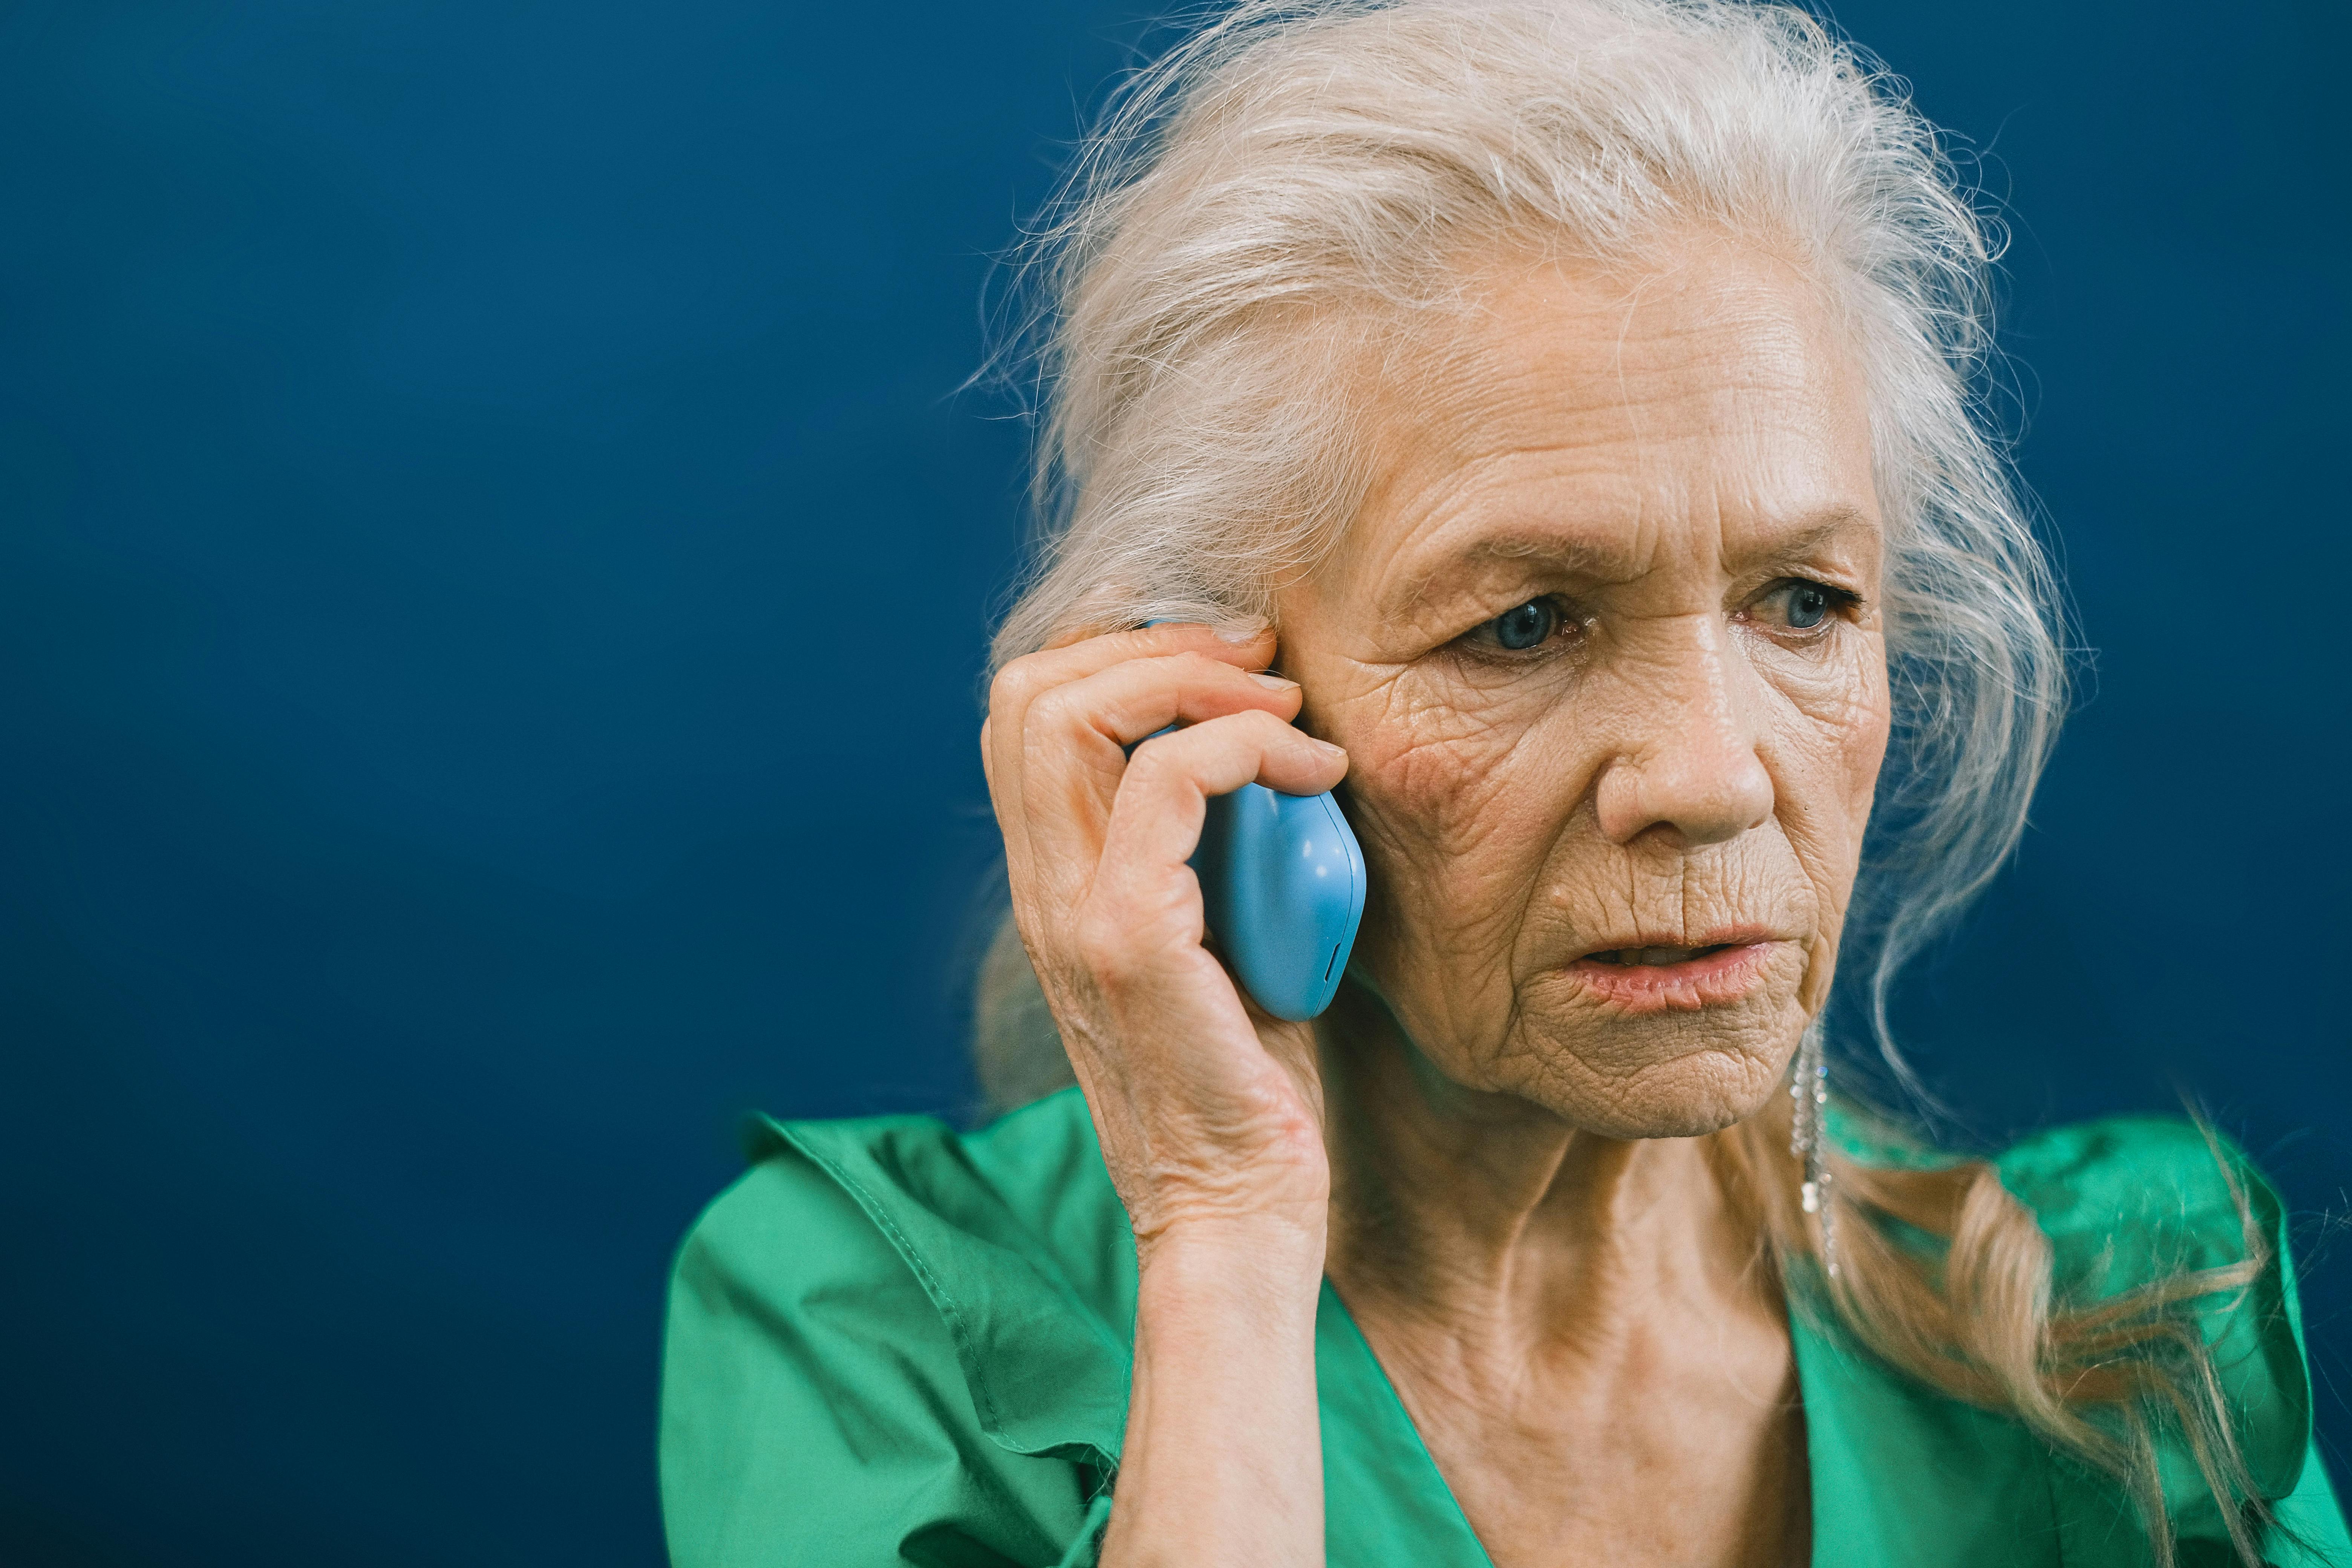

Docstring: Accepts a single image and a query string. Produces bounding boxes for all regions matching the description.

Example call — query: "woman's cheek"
[1767,640,1889,985]
[1336,674,1564,1028]
[1345,672,1550,873]
[1845,663,1893,818]
[1761,634,1890,831]
[1814,647,1892,859]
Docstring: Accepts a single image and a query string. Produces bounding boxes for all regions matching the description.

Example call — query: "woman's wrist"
[1109,1215,1326,1567]
[1134,1215,1326,1349]
[1137,1207,1327,1276]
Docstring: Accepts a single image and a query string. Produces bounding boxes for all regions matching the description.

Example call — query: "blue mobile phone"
[1139,624,1367,1021]
[1192,774,1366,1021]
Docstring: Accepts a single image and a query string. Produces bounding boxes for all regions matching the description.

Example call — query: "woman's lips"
[1563,939,1784,1012]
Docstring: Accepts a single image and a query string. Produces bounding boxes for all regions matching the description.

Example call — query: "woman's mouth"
[1584,943,1733,966]
[1564,938,1782,1011]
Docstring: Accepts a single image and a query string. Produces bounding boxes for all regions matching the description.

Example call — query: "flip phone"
[1138,625,1368,1020]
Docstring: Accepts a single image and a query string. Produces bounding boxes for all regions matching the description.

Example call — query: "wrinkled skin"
[1283,240,1890,1141]
[983,236,1892,1567]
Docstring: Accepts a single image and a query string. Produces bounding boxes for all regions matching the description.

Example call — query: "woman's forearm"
[1099,1222,1326,1567]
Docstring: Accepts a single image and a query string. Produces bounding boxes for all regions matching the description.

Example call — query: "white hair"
[986,0,2066,1095]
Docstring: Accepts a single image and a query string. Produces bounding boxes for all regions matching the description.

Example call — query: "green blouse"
[658,1087,2347,1567]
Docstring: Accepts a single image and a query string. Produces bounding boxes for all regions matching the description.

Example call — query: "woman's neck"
[1311,987,1810,1567]
[1315,984,1777,1365]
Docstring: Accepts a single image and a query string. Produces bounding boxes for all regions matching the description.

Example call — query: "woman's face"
[1278,239,1891,1138]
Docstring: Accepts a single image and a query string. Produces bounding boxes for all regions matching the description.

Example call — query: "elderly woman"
[658,2,2346,1564]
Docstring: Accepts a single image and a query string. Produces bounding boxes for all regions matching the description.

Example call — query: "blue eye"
[1491,600,1557,650]
[1758,580,1851,632]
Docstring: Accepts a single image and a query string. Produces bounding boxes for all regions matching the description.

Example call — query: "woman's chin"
[1496,1001,1799,1139]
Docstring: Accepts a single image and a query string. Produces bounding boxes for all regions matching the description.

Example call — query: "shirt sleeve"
[1050,1495,1112,1568]
[2006,1118,2352,1565]
[658,1153,1108,1568]
[2265,1441,2351,1567]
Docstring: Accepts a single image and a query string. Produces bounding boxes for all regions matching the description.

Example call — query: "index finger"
[985,620,1279,858]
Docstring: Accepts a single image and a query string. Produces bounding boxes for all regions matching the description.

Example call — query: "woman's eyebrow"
[1381,505,1872,616]
[1381,530,1623,617]
[1732,506,1877,572]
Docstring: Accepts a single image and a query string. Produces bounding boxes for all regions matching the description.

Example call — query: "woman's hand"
[985,620,1341,1568]
[982,620,1348,1253]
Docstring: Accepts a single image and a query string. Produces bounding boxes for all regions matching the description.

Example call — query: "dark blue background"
[1,2,2343,1562]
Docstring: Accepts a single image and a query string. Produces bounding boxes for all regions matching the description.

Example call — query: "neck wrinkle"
[1317,985,1759,1364]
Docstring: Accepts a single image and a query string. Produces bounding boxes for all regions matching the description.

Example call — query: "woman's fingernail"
[1310,737,1346,760]
[1249,672,1299,691]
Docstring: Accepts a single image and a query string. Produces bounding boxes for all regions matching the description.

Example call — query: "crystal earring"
[1788,1016,1838,1278]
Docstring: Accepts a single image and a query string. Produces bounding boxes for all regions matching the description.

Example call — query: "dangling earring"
[1788,1016,1838,1279]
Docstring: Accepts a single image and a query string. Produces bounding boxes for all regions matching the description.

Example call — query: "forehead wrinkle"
[1357,430,1660,621]
[1336,244,1877,628]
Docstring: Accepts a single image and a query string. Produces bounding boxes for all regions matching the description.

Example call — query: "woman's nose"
[1592,623,1775,849]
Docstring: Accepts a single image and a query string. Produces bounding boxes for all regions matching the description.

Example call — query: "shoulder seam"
[767,1126,1013,1439]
